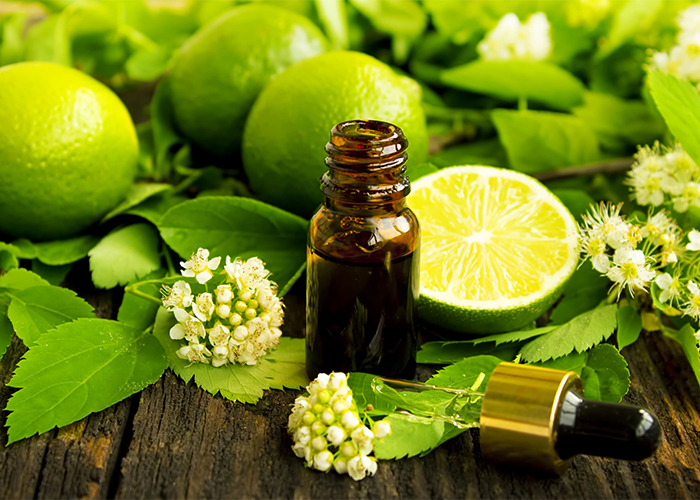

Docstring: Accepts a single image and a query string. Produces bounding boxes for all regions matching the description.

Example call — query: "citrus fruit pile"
[409,166,579,334]
[0,62,138,241]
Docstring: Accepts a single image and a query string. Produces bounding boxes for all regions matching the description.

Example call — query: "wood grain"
[0,283,699,499]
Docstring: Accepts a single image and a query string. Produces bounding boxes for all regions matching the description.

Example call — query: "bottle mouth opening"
[327,119,408,158]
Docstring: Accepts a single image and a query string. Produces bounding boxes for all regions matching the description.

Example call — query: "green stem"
[518,95,528,111]
[124,285,162,305]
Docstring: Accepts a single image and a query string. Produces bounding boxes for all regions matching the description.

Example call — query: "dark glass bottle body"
[306,120,420,380]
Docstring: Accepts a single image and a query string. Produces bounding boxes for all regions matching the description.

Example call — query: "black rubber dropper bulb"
[555,389,661,461]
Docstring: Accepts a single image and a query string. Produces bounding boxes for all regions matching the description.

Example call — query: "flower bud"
[321,409,335,425]
[351,426,374,455]
[318,389,331,404]
[229,313,243,326]
[326,425,346,446]
[215,285,232,304]
[341,410,360,430]
[313,450,334,472]
[233,325,248,341]
[373,420,392,439]
[312,403,326,415]
[332,400,348,414]
[247,299,259,309]
[340,441,357,457]
[294,426,311,446]
[239,291,253,302]
[302,411,316,426]
[328,372,347,390]
[259,313,271,323]
[216,304,231,319]
[333,457,348,474]
[234,301,247,313]
[311,420,326,436]
[311,435,327,451]
[244,308,257,320]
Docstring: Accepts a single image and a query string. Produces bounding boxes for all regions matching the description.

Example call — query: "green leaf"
[441,60,585,111]
[549,265,610,326]
[373,413,455,459]
[648,70,700,168]
[158,197,307,293]
[492,109,600,173]
[101,183,172,223]
[31,261,72,286]
[0,13,28,65]
[0,268,50,293]
[551,189,596,222]
[534,344,630,403]
[428,355,501,389]
[89,224,162,289]
[347,372,398,412]
[572,92,664,151]
[125,45,171,81]
[350,0,427,37]
[126,192,188,225]
[151,77,184,178]
[519,305,618,363]
[470,326,555,346]
[7,285,95,345]
[580,344,630,403]
[0,305,12,359]
[5,318,167,444]
[429,139,509,169]
[408,162,439,182]
[314,0,348,49]
[117,270,166,331]
[617,306,642,350]
[10,239,38,259]
[153,308,307,403]
[416,340,522,364]
[31,235,100,266]
[667,324,700,387]
[0,242,19,271]
[598,0,662,60]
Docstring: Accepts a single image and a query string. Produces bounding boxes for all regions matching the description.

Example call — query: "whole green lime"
[0,62,138,241]
[242,51,429,216]
[169,4,328,157]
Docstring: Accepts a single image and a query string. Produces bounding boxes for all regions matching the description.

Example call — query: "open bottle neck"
[321,120,410,210]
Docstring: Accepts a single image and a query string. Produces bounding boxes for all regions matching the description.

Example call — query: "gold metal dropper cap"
[480,362,584,474]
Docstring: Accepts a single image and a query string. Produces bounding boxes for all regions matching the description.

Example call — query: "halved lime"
[410,166,579,334]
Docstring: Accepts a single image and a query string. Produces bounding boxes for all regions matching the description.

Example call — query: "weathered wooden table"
[1,277,699,499]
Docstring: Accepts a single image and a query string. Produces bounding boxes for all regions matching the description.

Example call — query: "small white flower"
[351,426,375,455]
[683,280,700,318]
[606,248,655,297]
[321,409,335,425]
[216,304,231,319]
[294,426,311,446]
[477,12,552,62]
[313,450,334,472]
[208,324,230,346]
[311,435,327,451]
[373,420,391,440]
[341,410,360,431]
[288,398,311,429]
[328,372,347,391]
[176,343,211,364]
[181,248,221,284]
[224,256,270,290]
[327,425,346,446]
[210,345,229,367]
[161,280,193,310]
[292,443,311,464]
[192,293,215,321]
[347,455,377,481]
[170,310,206,342]
[215,284,233,304]
[687,229,700,251]
[655,273,683,305]
[333,457,348,474]
[309,373,330,394]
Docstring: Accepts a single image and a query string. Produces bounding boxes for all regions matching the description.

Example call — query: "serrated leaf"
[158,197,307,293]
[469,326,555,346]
[101,183,172,223]
[31,261,72,286]
[0,242,19,271]
[416,340,522,364]
[5,318,167,444]
[32,235,100,266]
[153,308,307,403]
[441,60,585,110]
[580,344,630,403]
[373,413,453,460]
[519,305,618,363]
[0,269,50,293]
[7,285,95,345]
[617,306,642,350]
[534,344,630,402]
[648,70,700,168]
[666,324,700,387]
[428,355,501,390]
[0,305,12,359]
[89,224,162,289]
[118,270,166,331]
[493,109,600,173]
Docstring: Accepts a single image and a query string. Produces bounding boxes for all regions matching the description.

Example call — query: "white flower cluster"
[649,4,700,86]
[288,373,391,481]
[580,205,700,320]
[162,248,284,366]
[626,143,700,212]
[477,12,552,62]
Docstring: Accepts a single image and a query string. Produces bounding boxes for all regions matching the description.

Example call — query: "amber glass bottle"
[306,120,420,380]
